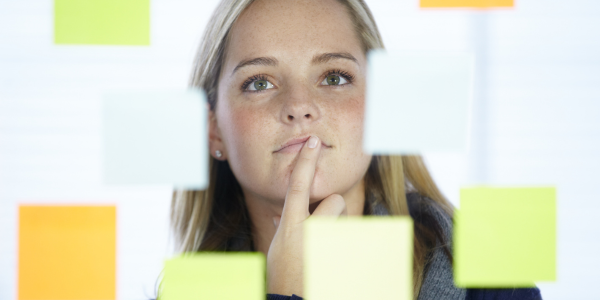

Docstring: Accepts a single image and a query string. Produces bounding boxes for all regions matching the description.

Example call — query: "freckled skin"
[208,0,372,250]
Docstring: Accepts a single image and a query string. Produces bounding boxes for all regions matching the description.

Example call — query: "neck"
[244,179,367,256]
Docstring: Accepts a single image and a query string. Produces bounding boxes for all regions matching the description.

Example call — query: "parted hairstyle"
[170,0,455,298]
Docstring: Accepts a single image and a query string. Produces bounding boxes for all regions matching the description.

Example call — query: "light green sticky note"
[455,187,556,287]
[54,0,150,45]
[305,217,413,300]
[161,252,265,300]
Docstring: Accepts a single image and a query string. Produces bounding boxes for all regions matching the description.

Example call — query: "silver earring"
[215,150,222,158]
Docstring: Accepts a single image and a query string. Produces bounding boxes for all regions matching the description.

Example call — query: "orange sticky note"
[420,0,513,8]
[18,206,116,300]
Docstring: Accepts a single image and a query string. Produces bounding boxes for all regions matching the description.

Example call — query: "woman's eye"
[248,79,274,91]
[321,74,348,86]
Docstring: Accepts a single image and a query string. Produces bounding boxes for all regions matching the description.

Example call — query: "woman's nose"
[280,85,321,125]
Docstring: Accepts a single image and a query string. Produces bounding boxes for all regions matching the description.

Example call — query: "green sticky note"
[455,187,556,287]
[54,0,150,45]
[305,217,413,300]
[161,252,265,300]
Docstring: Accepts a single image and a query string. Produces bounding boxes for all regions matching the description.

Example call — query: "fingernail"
[308,136,319,148]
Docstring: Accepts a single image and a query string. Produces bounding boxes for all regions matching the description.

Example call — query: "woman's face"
[211,0,372,206]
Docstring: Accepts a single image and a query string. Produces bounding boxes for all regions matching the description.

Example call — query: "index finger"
[281,135,322,224]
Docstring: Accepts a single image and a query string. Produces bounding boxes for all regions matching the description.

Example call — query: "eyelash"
[325,69,355,84]
[241,74,269,91]
[240,69,355,93]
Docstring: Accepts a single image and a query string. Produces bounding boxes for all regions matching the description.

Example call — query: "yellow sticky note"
[454,187,556,287]
[161,253,265,300]
[18,205,116,300]
[305,217,413,300]
[420,0,513,8]
[54,0,150,45]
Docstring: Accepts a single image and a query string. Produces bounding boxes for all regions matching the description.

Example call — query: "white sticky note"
[305,217,413,300]
[103,89,207,189]
[364,50,473,154]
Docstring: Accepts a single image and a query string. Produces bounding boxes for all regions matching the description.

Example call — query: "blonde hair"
[171,0,454,298]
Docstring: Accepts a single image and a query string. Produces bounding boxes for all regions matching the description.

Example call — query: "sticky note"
[18,205,116,300]
[420,0,513,8]
[161,253,265,300]
[103,89,208,189]
[54,0,150,45]
[364,50,473,154]
[454,187,556,287]
[305,217,413,300]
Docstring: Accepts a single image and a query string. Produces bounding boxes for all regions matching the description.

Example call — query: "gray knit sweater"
[371,195,467,300]
[236,193,467,300]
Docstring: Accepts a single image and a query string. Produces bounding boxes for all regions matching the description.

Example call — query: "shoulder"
[406,194,543,300]
[405,193,466,300]
[406,192,454,258]
[406,192,453,234]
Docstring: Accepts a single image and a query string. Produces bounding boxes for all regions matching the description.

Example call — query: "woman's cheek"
[228,107,277,183]
[339,94,365,145]
[224,108,265,187]
[230,106,263,147]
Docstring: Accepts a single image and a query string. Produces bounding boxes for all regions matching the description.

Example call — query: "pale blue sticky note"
[103,89,207,189]
[364,50,473,154]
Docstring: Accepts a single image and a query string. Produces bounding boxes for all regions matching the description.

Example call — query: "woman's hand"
[266,135,347,296]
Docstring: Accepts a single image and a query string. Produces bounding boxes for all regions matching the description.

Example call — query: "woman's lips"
[276,142,308,153]
[275,141,330,153]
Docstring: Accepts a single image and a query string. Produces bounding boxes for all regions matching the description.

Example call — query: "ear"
[208,107,227,161]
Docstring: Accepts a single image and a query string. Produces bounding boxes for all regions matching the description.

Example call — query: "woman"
[170,0,543,299]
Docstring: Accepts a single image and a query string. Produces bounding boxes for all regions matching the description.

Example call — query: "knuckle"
[328,194,346,207]
[287,184,306,196]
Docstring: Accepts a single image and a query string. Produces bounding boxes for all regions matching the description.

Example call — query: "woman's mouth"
[274,136,331,153]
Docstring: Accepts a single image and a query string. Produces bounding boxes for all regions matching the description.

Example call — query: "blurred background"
[1,0,599,299]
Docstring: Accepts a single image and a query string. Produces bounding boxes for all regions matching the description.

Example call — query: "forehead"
[225,0,363,69]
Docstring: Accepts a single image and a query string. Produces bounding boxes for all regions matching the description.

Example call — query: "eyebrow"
[311,52,358,65]
[231,52,358,75]
[232,56,278,75]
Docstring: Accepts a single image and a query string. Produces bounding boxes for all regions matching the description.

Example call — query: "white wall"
[482,2,600,298]
[0,1,221,299]
[370,1,600,299]
[1,0,599,299]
